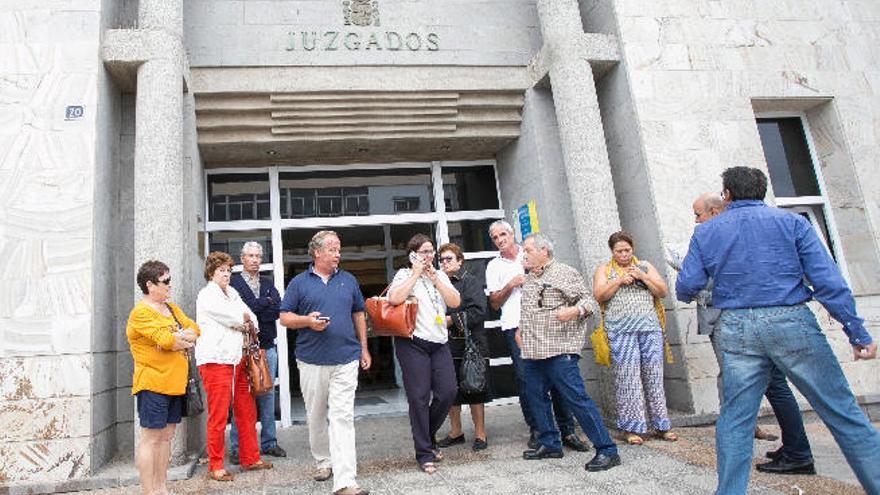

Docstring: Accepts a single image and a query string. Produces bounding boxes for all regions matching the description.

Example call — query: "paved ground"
[85,404,869,495]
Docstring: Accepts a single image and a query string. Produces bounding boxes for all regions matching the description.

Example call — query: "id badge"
[435,315,444,326]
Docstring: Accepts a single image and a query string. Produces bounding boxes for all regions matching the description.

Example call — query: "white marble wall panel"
[0,355,90,401]
[0,1,107,483]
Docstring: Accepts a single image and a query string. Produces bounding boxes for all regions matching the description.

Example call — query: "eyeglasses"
[538,283,563,309]
[416,250,435,256]
[156,277,171,286]
[439,256,457,263]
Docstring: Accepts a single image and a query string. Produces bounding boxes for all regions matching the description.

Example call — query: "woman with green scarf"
[593,231,676,446]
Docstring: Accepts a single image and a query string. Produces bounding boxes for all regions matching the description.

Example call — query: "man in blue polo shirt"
[676,166,880,495]
[280,231,371,495]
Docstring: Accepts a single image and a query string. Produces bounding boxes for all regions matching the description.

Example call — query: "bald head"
[693,192,725,224]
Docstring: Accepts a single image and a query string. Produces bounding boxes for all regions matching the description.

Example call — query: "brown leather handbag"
[365,285,418,338]
[244,321,273,396]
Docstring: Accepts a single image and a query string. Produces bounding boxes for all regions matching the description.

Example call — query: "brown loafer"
[314,467,333,481]
[241,459,273,471]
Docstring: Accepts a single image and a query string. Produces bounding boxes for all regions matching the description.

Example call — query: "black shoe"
[755,456,816,475]
[527,431,540,450]
[229,452,239,465]
[262,445,287,457]
[472,438,488,451]
[585,453,621,472]
[765,446,783,460]
[522,445,564,460]
[562,433,590,452]
[437,434,465,448]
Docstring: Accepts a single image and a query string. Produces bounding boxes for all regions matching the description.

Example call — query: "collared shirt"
[485,246,524,330]
[520,259,597,360]
[676,200,871,346]
[280,265,365,366]
[241,270,261,298]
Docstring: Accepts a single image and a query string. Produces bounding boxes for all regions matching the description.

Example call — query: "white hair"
[240,241,264,256]
[488,219,514,235]
[525,232,554,258]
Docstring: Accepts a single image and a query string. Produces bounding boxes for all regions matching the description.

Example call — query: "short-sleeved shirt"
[280,266,365,366]
[485,247,525,331]
[391,268,455,344]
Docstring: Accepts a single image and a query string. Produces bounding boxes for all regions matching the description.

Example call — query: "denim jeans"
[231,346,278,452]
[503,329,575,437]
[710,332,813,461]
[523,354,618,456]
[715,305,880,495]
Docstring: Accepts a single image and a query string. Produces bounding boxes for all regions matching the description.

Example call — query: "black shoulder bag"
[454,312,488,395]
[166,303,205,416]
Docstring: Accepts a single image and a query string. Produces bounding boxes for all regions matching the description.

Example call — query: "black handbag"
[166,303,205,416]
[183,350,205,416]
[454,313,488,395]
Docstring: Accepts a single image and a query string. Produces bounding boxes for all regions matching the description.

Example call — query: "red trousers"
[199,359,261,471]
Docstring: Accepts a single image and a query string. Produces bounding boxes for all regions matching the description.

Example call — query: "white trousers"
[297,359,360,492]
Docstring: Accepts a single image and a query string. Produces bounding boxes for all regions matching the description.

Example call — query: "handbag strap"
[164,303,196,360]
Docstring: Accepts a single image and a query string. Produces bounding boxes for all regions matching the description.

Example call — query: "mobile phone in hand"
[409,251,420,265]
[316,316,331,322]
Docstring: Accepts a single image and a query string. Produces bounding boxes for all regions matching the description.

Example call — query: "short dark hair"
[722,166,768,201]
[438,242,464,261]
[136,260,169,294]
[204,251,233,281]
[608,231,634,251]
[405,233,434,267]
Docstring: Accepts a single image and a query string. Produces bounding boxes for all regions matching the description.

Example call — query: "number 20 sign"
[65,106,85,120]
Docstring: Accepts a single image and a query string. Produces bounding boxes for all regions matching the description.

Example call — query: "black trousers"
[394,335,457,464]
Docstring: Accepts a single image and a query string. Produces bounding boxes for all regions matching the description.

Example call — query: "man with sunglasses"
[485,220,588,453]
[518,233,620,471]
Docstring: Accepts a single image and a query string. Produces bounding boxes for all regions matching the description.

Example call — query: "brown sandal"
[419,462,437,475]
[207,469,234,481]
[657,430,678,442]
[624,433,644,445]
[241,459,274,471]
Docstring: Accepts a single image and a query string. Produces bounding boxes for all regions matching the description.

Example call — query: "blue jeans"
[711,332,813,461]
[523,354,618,456]
[231,346,278,452]
[503,329,575,436]
[715,305,880,495]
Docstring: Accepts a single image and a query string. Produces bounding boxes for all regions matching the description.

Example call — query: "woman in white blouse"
[388,234,461,475]
[196,251,273,481]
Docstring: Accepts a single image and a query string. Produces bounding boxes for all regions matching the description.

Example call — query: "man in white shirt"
[485,220,587,452]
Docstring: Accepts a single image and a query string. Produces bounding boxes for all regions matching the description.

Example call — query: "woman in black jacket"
[435,243,490,451]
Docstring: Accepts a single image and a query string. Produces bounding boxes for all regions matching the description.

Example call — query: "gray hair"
[702,192,725,211]
[525,232,554,258]
[240,241,264,256]
[309,230,339,257]
[488,219,514,235]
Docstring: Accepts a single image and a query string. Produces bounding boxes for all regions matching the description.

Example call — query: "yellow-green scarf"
[602,256,673,364]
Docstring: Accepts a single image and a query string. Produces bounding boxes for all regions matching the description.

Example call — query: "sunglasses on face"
[439,256,457,263]
[156,277,171,286]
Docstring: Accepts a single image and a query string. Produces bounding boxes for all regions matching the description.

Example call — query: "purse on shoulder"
[364,284,418,338]
[244,321,273,397]
[165,303,205,416]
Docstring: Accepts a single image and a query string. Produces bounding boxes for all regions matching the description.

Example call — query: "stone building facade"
[1,0,878,487]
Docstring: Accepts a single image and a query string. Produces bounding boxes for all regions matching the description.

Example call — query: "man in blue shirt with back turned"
[280,230,371,495]
[676,166,880,495]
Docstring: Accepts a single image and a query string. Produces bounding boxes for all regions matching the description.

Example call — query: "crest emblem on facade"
[343,0,380,27]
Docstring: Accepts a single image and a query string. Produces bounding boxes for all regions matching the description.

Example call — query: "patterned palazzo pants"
[607,330,671,433]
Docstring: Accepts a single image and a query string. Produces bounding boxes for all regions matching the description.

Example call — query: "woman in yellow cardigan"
[127,260,199,495]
